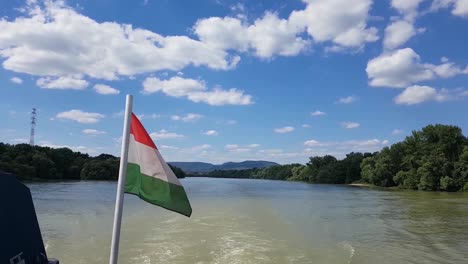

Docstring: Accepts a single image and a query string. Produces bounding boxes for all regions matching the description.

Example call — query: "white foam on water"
[340,241,355,264]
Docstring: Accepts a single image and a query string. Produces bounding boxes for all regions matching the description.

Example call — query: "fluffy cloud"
[289,0,378,49]
[383,20,418,50]
[431,0,468,17]
[204,130,219,136]
[341,122,360,129]
[94,84,120,95]
[392,129,404,135]
[82,129,106,135]
[194,13,309,58]
[394,85,468,105]
[336,95,358,104]
[150,129,184,140]
[171,113,204,122]
[366,48,468,88]
[383,0,426,50]
[142,76,253,106]
[195,0,377,57]
[274,126,295,133]
[36,76,89,90]
[311,110,326,116]
[0,1,237,81]
[10,77,23,84]
[391,0,424,19]
[56,109,105,124]
[0,0,379,90]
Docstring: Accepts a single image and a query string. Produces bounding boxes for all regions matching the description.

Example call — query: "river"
[28,178,468,264]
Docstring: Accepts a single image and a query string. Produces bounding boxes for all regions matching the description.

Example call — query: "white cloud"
[429,62,468,78]
[195,0,378,57]
[194,13,309,58]
[431,0,468,17]
[171,113,204,122]
[274,126,295,133]
[391,0,424,19]
[225,144,239,149]
[10,77,23,84]
[0,2,237,81]
[392,129,404,135]
[289,0,378,49]
[304,138,388,154]
[142,76,253,106]
[94,84,120,95]
[204,130,219,136]
[187,87,253,106]
[341,122,360,129]
[36,76,89,90]
[136,113,160,120]
[144,76,205,96]
[302,124,311,128]
[225,144,251,153]
[394,85,468,105]
[160,145,179,150]
[56,109,105,124]
[383,20,417,50]
[304,139,324,147]
[224,143,259,153]
[366,48,468,88]
[311,110,326,116]
[150,129,184,140]
[383,1,425,50]
[336,95,358,104]
[82,129,106,135]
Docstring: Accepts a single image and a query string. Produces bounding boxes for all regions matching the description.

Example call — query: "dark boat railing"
[0,171,59,264]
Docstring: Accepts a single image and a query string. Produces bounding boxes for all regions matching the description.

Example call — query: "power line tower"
[29,108,37,146]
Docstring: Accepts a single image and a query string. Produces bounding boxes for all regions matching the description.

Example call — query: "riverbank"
[348,183,372,187]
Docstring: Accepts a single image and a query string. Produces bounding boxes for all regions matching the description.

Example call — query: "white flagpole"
[109,94,133,264]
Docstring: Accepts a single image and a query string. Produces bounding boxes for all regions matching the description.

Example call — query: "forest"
[1,124,467,191]
[0,144,186,180]
[192,124,468,192]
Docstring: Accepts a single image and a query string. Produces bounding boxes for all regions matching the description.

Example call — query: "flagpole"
[109,94,133,264]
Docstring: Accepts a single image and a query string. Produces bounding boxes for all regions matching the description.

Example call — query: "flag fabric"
[125,113,192,217]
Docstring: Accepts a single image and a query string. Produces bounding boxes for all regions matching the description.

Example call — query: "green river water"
[28,178,468,264]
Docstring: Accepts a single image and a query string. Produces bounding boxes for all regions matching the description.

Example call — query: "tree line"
[0,143,186,180]
[1,124,467,191]
[192,124,468,192]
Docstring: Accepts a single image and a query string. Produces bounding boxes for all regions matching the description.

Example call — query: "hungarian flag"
[124,113,192,217]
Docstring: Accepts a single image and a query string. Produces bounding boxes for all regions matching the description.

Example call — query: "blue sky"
[0,0,467,164]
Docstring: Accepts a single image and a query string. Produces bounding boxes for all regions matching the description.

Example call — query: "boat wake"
[340,241,355,264]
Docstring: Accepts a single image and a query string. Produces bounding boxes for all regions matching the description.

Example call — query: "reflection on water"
[28,178,468,264]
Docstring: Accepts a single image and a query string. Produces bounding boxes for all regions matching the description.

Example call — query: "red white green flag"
[124,113,192,217]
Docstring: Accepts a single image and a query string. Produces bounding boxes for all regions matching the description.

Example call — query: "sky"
[0,0,467,164]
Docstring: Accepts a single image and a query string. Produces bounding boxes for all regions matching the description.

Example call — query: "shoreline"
[348,183,372,187]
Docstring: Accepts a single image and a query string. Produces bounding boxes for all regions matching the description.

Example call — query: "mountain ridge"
[168,160,279,173]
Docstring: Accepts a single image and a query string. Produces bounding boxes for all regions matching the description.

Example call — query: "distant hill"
[168,160,279,173]
[168,162,215,173]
